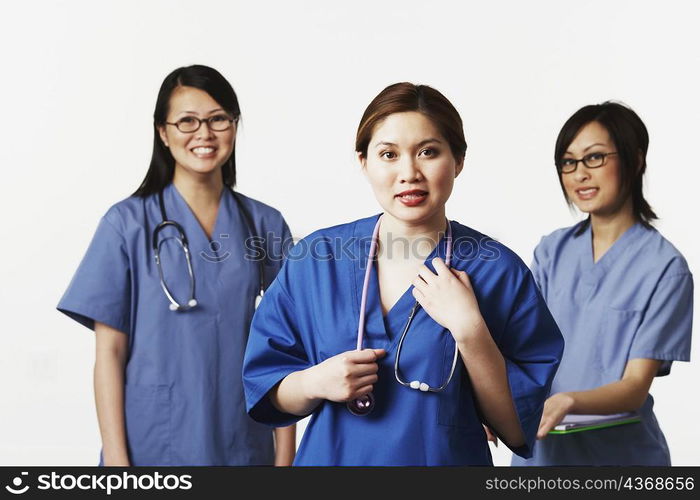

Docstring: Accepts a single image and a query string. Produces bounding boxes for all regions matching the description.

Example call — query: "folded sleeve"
[57,214,131,335]
[499,276,564,458]
[243,264,313,426]
[629,271,693,376]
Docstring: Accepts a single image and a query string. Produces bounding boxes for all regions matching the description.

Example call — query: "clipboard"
[548,412,641,435]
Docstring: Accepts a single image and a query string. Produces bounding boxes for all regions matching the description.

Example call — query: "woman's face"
[158,86,236,179]
[560,121,626,217]
[360,111,463,227]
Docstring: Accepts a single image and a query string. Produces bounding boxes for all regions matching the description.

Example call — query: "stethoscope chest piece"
[346,393,375,416]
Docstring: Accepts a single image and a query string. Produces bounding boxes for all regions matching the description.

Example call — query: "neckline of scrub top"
[580,221,647,285]
[167,182,228,245]
[352,214,451,349]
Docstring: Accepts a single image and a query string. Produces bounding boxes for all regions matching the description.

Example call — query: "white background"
[0,0,698,466]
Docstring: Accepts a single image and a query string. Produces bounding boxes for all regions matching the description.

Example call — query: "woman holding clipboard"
[512,102,693,466]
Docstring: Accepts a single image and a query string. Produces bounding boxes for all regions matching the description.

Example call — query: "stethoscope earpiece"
[409,381,431,392]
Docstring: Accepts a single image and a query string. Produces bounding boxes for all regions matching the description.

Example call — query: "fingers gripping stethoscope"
[346,216,459,416]
[152,188,265,312]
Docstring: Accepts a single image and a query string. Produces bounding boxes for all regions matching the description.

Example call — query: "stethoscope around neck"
[346,216,460,416]
[151,188,265,312]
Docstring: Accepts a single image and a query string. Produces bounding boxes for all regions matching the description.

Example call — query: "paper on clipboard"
[549,412,641,434]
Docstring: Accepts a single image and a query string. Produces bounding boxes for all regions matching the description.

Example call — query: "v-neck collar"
[580,220,646,284]
[351,214,452,347]
[165,182,227,245]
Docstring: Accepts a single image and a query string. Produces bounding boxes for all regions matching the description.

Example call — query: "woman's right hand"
[304,349,386,403]
[94,321,131,466]
[536,392,575,439]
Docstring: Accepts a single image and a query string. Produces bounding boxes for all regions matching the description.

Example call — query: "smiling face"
[158,86,236,180]
[360,111,463,227]
[560,120,628,217]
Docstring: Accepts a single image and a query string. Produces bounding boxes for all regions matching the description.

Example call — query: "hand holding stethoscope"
[344,216,488,416]
[303,348,387,407]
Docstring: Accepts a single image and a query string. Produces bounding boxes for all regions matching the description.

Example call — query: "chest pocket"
[599,308,643,378]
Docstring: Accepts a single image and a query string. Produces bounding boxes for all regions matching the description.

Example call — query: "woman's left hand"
[412,258,486,344]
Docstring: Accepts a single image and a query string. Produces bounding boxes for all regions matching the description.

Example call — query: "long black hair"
[133,65,241,197]
[554,101,657,235]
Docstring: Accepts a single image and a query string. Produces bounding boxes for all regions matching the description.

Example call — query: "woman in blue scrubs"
[512,102,694,466]
[58,65,295,466]
[243,83,564,465]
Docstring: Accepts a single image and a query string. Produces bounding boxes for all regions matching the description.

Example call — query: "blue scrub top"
[243,215,564,466]
[512,221,694,466]
[58,183,291,465]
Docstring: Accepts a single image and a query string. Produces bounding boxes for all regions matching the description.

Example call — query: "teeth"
[192,147,214,154]
[400,193,426,199]
[579,188,597,195]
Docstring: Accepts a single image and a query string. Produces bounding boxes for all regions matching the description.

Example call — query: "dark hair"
[554,101,657,233]
[355,82,467,161]
[133,65,241,197]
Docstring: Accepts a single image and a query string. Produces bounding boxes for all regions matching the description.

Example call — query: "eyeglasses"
[558,152,618,174]
[165,114,235,133]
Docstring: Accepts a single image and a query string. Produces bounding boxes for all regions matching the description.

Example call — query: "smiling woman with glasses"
[57,65,296,466]
[512,101,694,466]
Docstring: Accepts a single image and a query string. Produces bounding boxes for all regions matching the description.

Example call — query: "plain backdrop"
[0,0,697,466]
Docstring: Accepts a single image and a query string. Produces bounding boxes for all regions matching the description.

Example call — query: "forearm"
[94,352,129,466]
[566,379,650,415]
[270,368,323,416]
[537,359,660,438]
[273,425,296,466]
[455,322,524,448]
[270,348,385,418]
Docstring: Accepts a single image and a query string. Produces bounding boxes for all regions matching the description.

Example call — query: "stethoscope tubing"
[153,187,264,311]
[393,302,460,392]
[355,218,382,350]
[393,222,458,392]
[348,216,458,416]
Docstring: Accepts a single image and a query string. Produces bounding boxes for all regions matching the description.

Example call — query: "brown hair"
[355,82,467,161]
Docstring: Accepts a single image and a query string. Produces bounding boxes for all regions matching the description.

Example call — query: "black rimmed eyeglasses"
[558,152,618,174]
[165,114,235,133]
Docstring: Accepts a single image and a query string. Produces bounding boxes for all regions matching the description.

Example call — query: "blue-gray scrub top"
[58,183,291,465]
[244,215,564,465]
[512,221,693,466]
